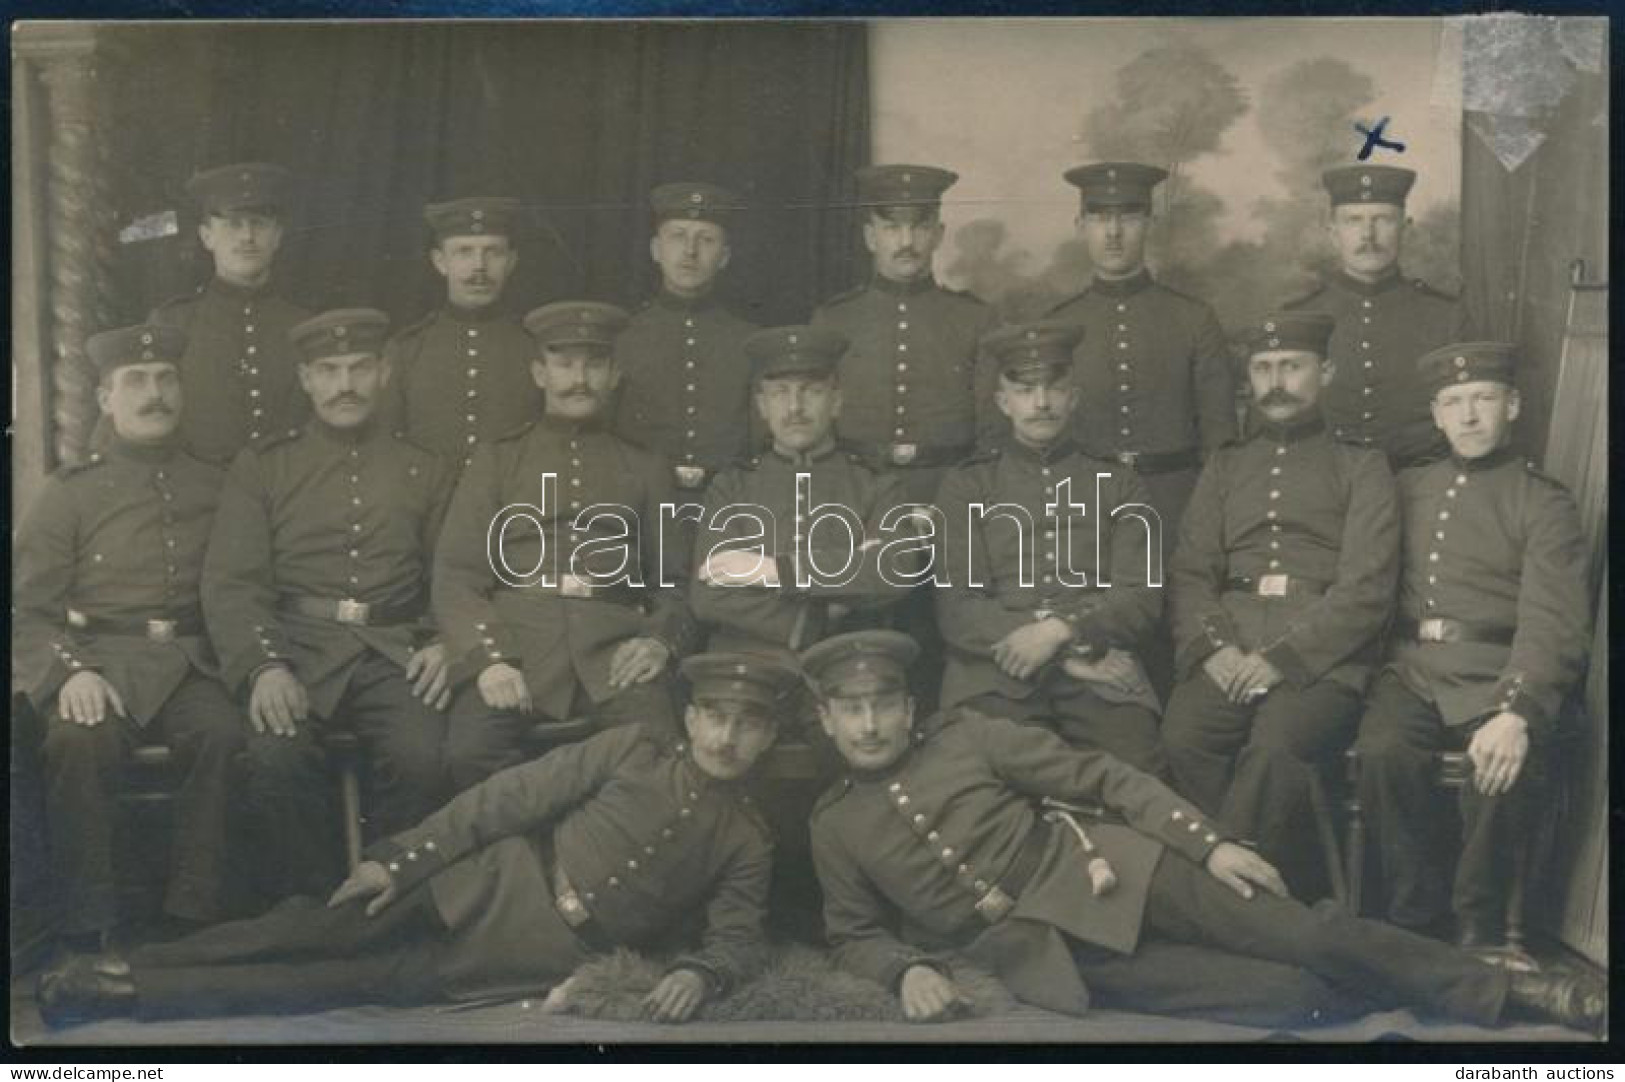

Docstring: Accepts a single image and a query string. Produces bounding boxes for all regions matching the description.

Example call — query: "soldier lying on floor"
[804,631,1605,1033]
[36,652,799,1028]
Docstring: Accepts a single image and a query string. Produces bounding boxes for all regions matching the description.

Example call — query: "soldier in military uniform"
[35,652,797,1028]
[433,302,698,790]
[1351,342,1591,948]
[614,182,761,495]
[147,163,311,465]
[935,321,1166,775]
[1045,162,1237,553]
[15,324,249,951]
[805,631,1603,1032]
[379,197,543,473]
[692,324,911,658]
[203,309,457,900]
[811,164,1000,505]
[1282,165,1469,469]
[1161,311,1399,898]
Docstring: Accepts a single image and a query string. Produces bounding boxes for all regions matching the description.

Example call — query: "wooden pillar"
[14,24,118,481]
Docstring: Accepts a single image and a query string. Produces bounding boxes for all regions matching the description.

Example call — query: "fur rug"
[551,945,1016,1023]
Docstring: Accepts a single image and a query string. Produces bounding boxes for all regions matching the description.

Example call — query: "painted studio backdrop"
[872,18,1464,333]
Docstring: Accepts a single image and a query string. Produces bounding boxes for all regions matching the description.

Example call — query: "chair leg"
[1343,752,1364,916]
[339,763,363,873]
[1307,771,1349,909]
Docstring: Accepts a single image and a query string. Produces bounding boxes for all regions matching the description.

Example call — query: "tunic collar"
[1331,267,1404,298]
[206,276,274,302]
[1452,444,1518,473]
[538,410,608,436]
[653,288,720,314]
[1005,432,1079,465]
[308,415,383,448]
[107,434,182,465]
[869,273,939,297]
[442,298,511,324]
[769,436,839,467]
[1088,268,1154,299]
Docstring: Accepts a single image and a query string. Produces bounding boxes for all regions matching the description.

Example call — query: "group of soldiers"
[19,156,1602,1032]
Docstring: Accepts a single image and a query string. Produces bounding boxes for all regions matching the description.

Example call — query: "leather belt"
[506,575,641,604]
[1396,617,1516,646]
[552,862,614,952]
[850,440,974,470]
[673,464,710,491]
[974,818,1053,924]
[1226,574,1331,599]
[82,615,203,642]
[1108,447,1200,475]
[282,596,422,627]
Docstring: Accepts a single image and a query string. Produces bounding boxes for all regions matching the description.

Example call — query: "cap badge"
[788,334,799,345]
[1454,356,1467,367]
[140,332,154,345]
[1106,167,1117,179]
[689,191,703,204]
[1360,173,1373,186]
[334,325,347,338]
[1268,337,1280,348]
[1263,321,1275,333]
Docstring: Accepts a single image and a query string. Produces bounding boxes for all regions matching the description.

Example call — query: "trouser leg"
[150,674,249,924]
[240,724,341,902]
[1053,693,1167,778]
[1071,938,1360,1028]
[1351,673,1453,930]
[42,712,137,936]
[441,685,533,793]
[1453,725,1549,936]
[1141,854,1508,1026]
[1224,681,1361,900]
[343,654,450,838]
[1160,674,1254,816]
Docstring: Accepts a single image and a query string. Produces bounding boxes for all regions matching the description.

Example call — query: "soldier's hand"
[1467,711,1530,797]
[405,643,452,711]
[641,968,709,1023]
[609,637,671,689]
[1227,652,1284,705]
[57,671,126,727]
[326,860,399,917]
[478,662,532,713]
[899,964,968,1023]
[1204,841,1289,901]
[993,618,1071,681]
[1201,645,1247,698]
[1063,649,1146,695]
[700,548,779,587]
[250,665,308,737]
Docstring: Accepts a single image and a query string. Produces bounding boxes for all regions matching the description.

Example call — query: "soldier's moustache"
[1259,390,1301,408]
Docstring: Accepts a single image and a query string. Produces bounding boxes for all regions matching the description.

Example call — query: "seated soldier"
[36,652,797,1028]
[805,630,1603,1033]
[1351,343,1592,948]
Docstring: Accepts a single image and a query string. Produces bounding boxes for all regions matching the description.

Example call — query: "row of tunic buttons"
[239,303,267,442]
[681,316,701,461]
[345,447,366,590]
[1354,298,1376,422]
[889,780,994,898]
[1169,807,1219,846]
[462,326,483,467]
[154,468,181,601]
[1112,302,1134,439]
[1421,472,1468,609]
[892,301,912,440]
[386,839,438,873]
[587,785,697,900]
[1265,444,1287,569]
[1039,464,1059,588]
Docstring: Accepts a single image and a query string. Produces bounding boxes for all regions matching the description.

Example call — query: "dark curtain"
[95,22,870,329]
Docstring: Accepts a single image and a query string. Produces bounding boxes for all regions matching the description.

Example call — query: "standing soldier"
[1283,165,1468,469]
[16,324,248,951]
[380,197,542,473]
[203,309,457,901]
[149,163,310,465]
[804,631,1603,1033]
[692,325,910,659]
[614,182,760,495]
[935,321,1165,775]
[811,164,1001,504]
[433,302,698,788]
[1046,161,1236,551]
[1351,342,1590,949]
[1161,312,1398,898]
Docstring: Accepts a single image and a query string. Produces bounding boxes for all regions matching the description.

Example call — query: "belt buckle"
[890,442,918,466]
[559,574,594,599]
[674,465,706,490]
[1116,451,1140,469]
[974,885,1015,923]
[145,618,177,643]
[1418,617,1447,642]
[555,888,590,928]
[1257,574,1289,598]
[335,598,370,626]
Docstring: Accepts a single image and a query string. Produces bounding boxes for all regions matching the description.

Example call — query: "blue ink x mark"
[1355,117,1406,160]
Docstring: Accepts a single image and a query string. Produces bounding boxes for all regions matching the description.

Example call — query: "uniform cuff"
[886,954,951,994]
